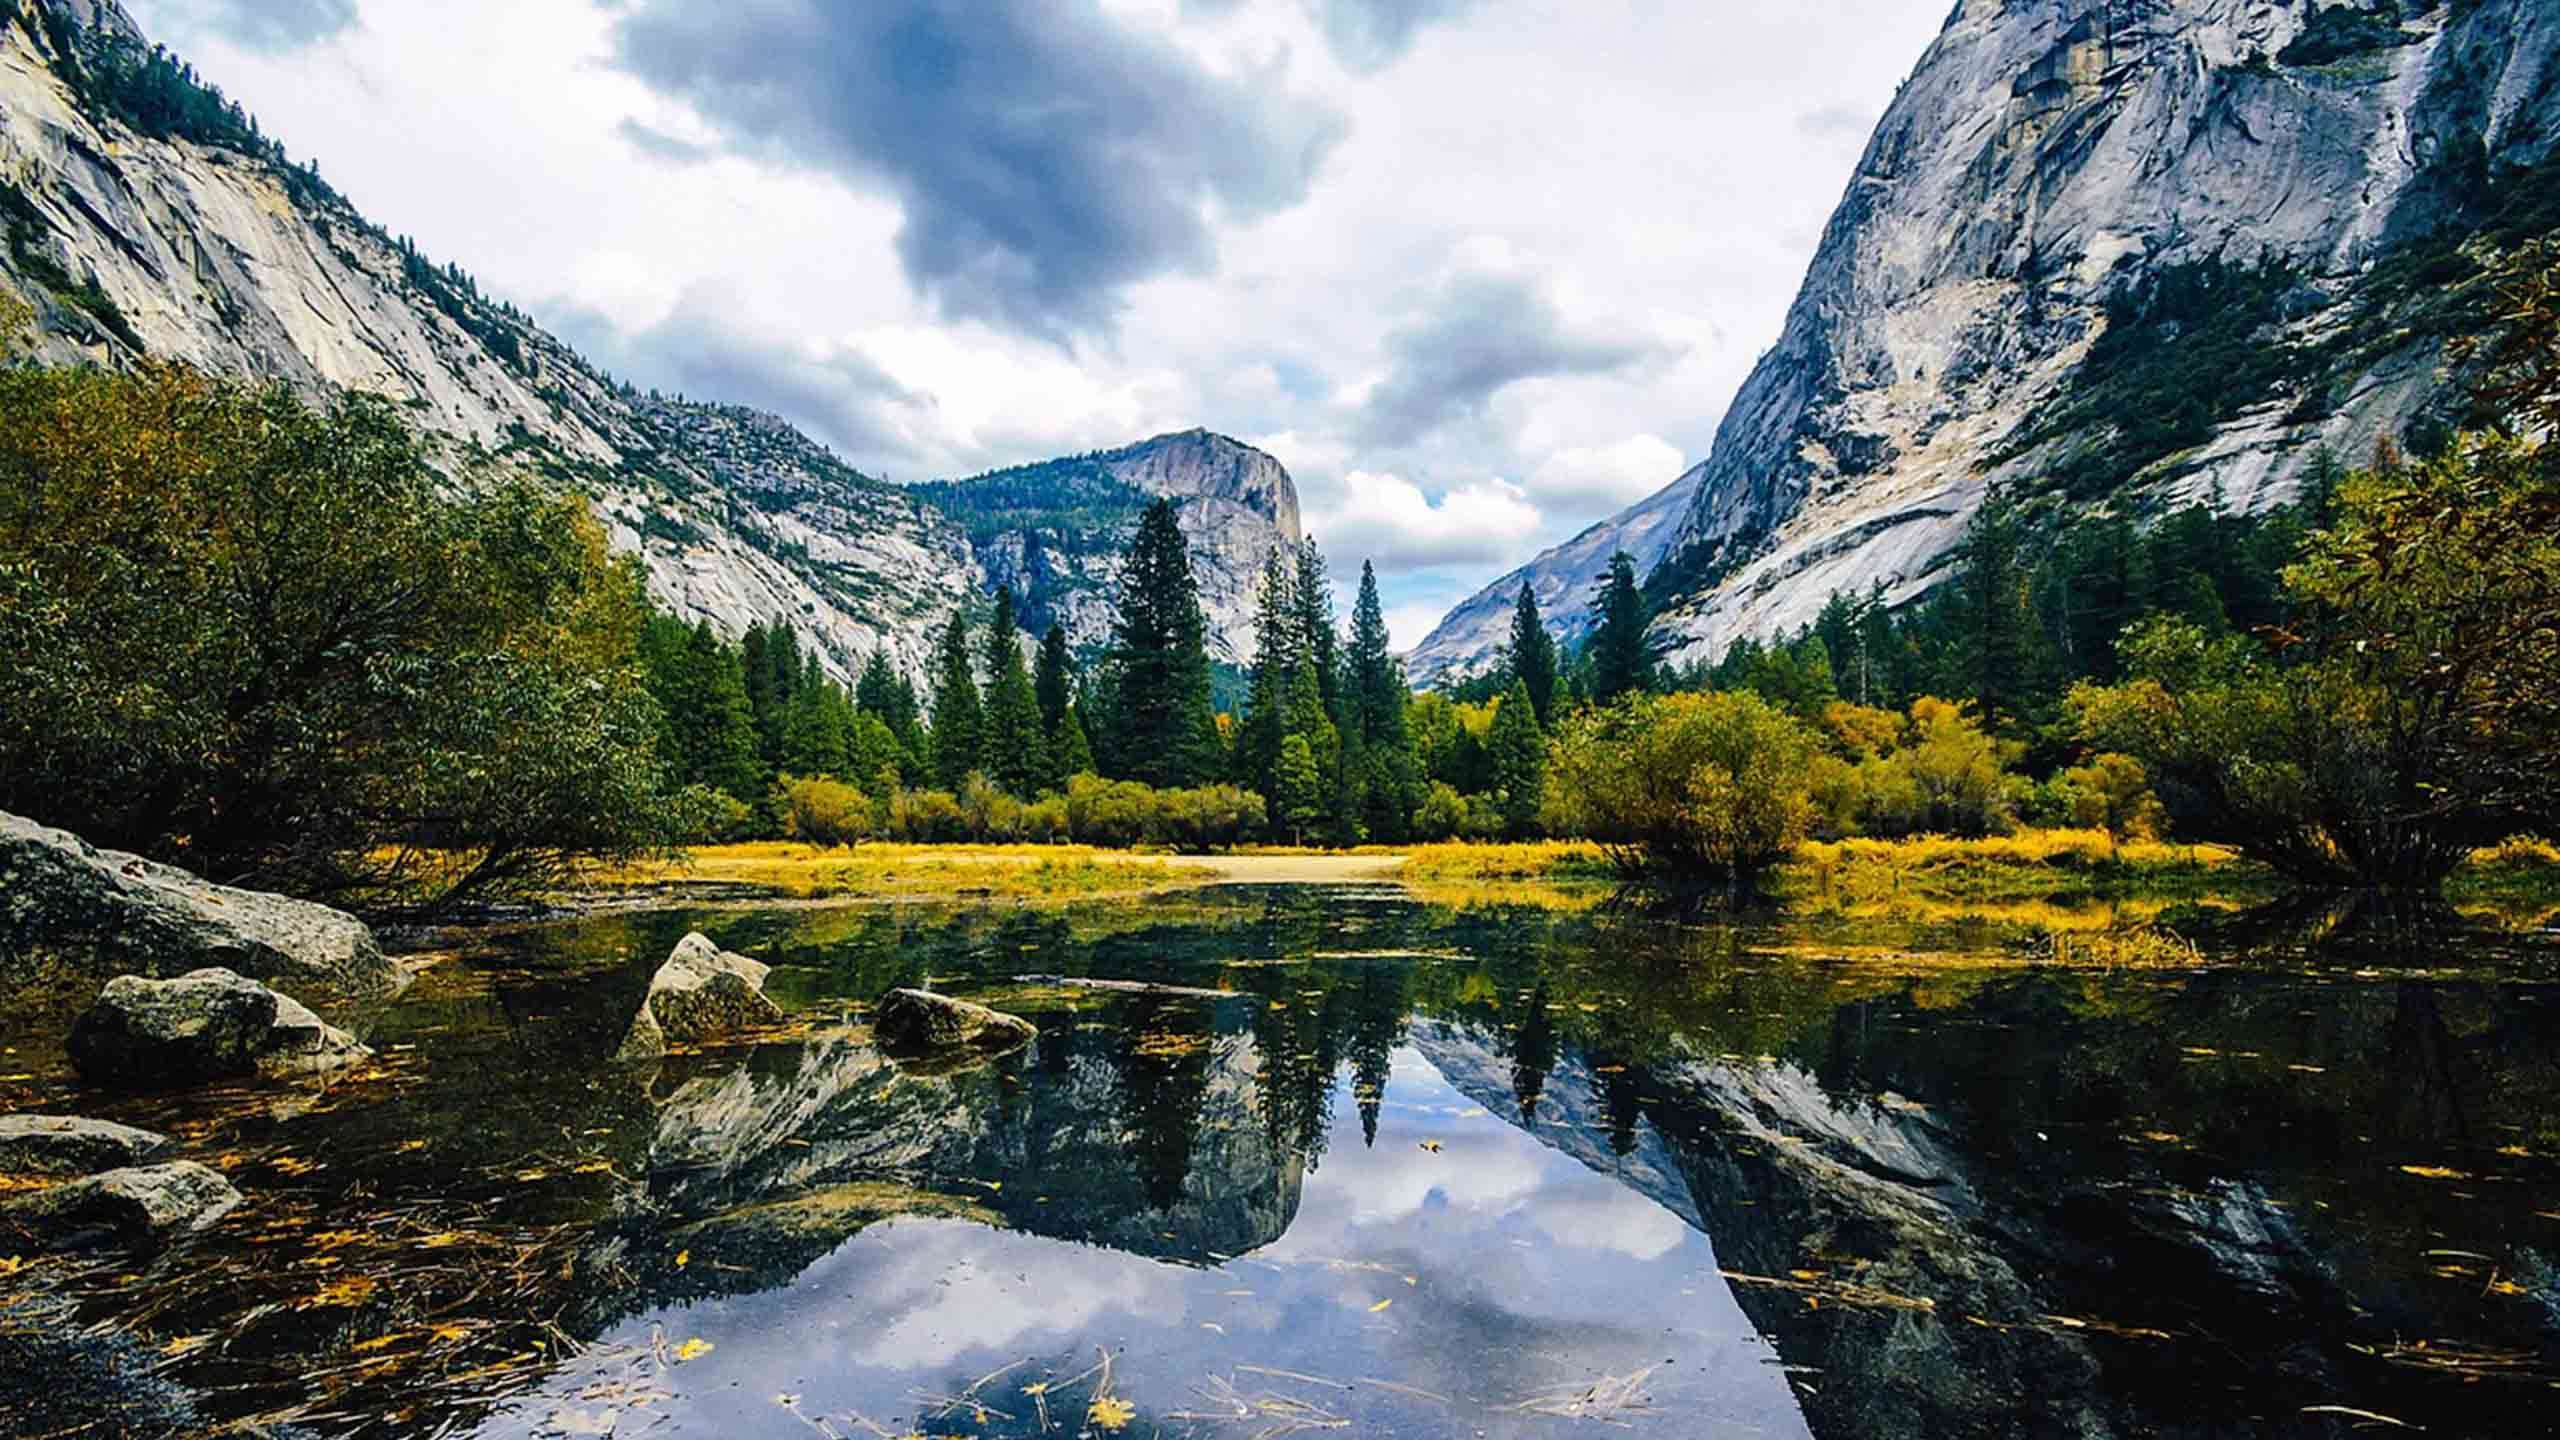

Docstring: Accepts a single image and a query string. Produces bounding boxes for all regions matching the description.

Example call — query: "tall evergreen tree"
[1508,582,1559,726]
[1294,537,1343,718]
[1589,551,1655,703]
[1052,702,1097,784]
[1488,677,1547,838]
[1348,561,1418,842]
[979,587,1047,795]
[928,610,982,789]
[1101,499,1221,788]
[1034,622,1075,733]
[1238,550,1301,804]
[1949,493,2039,729]
[639,618,764,803]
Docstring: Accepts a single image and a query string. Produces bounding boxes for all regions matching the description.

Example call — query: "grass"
[1399,842,1615,884]
[1786,830,2258,905]
[584,842,1193,902]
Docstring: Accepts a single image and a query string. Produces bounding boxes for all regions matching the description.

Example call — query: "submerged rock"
[0,1115,171,1176]
[615,933,781,1063]
[0,808,404,1001]
[0,1161,241,1250]
[67,968,370,1087]
[873,988,1037,1056]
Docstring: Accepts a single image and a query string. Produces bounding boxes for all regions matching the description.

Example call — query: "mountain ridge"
[0,0,1295,678]
[1410,0,2560,684]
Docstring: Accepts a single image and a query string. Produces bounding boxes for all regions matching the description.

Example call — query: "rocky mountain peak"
[1412,0,2560,681]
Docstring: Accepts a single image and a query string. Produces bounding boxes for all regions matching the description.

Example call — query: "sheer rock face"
[1416,0,2560,680]
[0,3,977,686]
[0,5,1299,686]
[1,809,403,1002]
[960,430,1303,665]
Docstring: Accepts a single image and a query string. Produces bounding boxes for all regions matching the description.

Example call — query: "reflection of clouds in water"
[834,1219,1192,1369]
[542,1044,1810,1439]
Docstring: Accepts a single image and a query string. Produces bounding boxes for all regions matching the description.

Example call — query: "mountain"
[914,429,1302,664]
[0,1,1294,679]
[1414,0,2560,682]
[1406,465,1698,687]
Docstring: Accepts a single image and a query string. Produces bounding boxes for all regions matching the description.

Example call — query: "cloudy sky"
[125,0,1948,643]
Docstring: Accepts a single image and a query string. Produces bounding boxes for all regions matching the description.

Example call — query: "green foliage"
[2276,2,2418,67]
[1063,775,1266,850]
[1509,582,1559,727]
[777,775,873,847]
[1096,499,1221,789]
[1273,734,1324,843]
[2005,258,2312,500]
[639,615,764,803]
[928,610,983,789]
[1546,690,1821,889]
[981,587,1049,796]
[0,364,682,912]
[1488,678,1546,839]
[1587,551,1656,703]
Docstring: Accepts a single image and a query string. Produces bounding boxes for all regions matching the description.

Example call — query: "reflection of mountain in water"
[578,991,1305,1322]
[1410,975,2560,1440]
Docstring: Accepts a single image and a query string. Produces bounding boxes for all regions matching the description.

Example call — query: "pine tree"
[640,618,763,803]
[1489,677,1546,838]
[1950,493,2039,730]
[1052,702,1097,783]
[928,610,982,790]
[1034,622,1075,733]
[1238,550,1300,804]
[1348,561,1418,842]
[1294,537,1343,719]
[1589,551,1655,703]
[1274,734,1322,845]
[1508,582,1559,727]
[978,587,1047,795]
[1101,499,1221,788]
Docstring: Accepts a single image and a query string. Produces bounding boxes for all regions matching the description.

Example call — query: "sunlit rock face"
[0,5,1297,684]
[951,429,1303,666]
[1416,0,2560,679]
[634,995,1305,1283]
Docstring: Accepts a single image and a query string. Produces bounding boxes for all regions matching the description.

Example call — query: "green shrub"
[779,775,872,847]
[1547,691,1822,890]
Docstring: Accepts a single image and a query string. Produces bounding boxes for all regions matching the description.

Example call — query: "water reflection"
[7,888,2556,1439]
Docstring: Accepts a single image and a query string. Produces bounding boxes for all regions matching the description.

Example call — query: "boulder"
[0,1161,241,1250]
[873,988,1037,1057]
[0,808,405,1001]
[615,933,782,1063]
[67,968,371,1087]
[0,1115,171,1176]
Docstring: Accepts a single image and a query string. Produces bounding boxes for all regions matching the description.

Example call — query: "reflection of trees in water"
[1110,994,1217,1209]
[1509,984,1557,1127]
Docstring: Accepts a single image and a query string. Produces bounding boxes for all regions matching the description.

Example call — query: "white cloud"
[1307,470,1543,571]
[117,0,1953,633]
[1526,434,1688,511]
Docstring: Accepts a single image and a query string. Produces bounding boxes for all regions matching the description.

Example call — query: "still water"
[8,886,2558,1438]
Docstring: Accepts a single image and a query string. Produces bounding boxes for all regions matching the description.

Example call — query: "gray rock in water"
[615,933,782,1063]
[67,968,371,1087]
[0,1115,171,1176]
[0,808,405,1001]
[0,1161,241,1250]
[873,988,1036,1056]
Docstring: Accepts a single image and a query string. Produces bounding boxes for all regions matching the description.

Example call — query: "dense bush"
[778,775,872,847]
[1064,775,1265,851]
[1546,692,1821,890]
[0,365,685,913]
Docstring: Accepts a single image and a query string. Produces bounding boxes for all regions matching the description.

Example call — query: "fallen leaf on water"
[673,1250,689,1269]
[672,1338,714,1363]
[1418,1140,1443,1153]
[160,1334,212,1357]
[1368,1298,1393,1313]
[0,1256,28,1277]
[1088,1395,1136,1431]
[2399,1165,2471,1181]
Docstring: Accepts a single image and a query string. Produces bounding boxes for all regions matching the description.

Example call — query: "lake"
[6,885,2557,1438]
